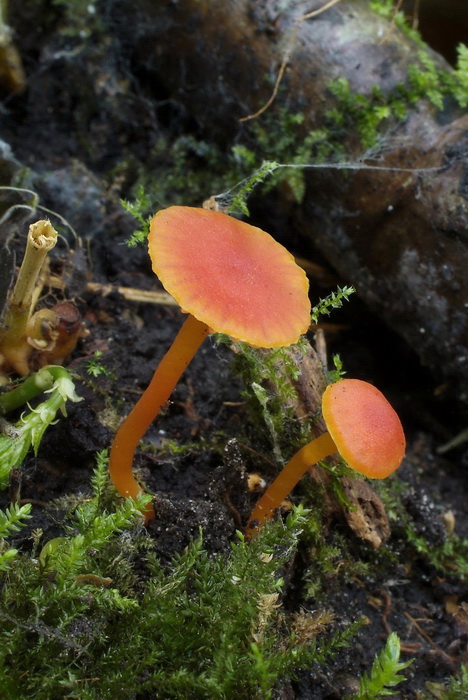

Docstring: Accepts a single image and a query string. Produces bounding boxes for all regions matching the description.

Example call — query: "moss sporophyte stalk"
[109,206,311,522]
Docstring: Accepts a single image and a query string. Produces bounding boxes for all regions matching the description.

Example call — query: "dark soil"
[0,2,466,698]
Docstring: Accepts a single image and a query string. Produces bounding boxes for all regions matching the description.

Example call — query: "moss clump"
[0,452,363,699]
[295,478,372,600]
[226,338,310,463]
[327,42,468,148]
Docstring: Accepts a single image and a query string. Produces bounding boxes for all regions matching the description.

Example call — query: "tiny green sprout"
[120,184,153,247]
[328,353,346,384]
[86,351,116,379]
[226,160,279,216]
[311,285,355,325]
[354,632,413,699]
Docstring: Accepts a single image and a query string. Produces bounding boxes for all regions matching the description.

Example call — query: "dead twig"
[240,0,342,122]
[86,282,177,306]
[403,611,457,667]
[378,0,404,45]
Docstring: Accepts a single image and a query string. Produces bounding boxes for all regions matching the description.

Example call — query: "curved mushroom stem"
[109,313,210,523]
[245,431,337,537]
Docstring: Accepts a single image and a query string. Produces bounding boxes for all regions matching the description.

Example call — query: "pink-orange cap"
[322,379,406,479]
[148,206,311,348]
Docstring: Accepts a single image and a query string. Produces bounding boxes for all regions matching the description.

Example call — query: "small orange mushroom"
[109,206,311,522]
[246,378,406,535]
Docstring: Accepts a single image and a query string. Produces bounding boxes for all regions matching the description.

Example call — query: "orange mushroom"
[246,378,406,535]
[109,206,311,522]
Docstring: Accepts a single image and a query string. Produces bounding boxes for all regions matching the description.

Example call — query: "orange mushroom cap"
[148,206,311,348]
[322,379,406,479]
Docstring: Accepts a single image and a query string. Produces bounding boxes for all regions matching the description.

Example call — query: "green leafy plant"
[121,184,153,247]
[327,77,407,149]
[0,502,32,572]
[328,353,346,384]
[353,632,413,698]
[0,365,82,488]
[368,0,426,45]
[445,43,468,108]
[226,159,279,215]
[311,286,355,325]
[425,665,468,699]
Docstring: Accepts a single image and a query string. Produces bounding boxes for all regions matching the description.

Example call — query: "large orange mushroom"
[109,206,311,522]
[246,378,406,535]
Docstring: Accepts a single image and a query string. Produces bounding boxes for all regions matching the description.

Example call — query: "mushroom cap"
[148,206,311,348]
[322,379,405,479]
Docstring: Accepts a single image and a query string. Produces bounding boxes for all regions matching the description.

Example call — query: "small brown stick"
[86,282,177,306]
[19,498,48,508]
[378,0,404,45]
[240,0,343,122]
[378,588,393,636]
[403,611,456,666]
[403,612,433,645]
[399,641,423,654]
[237,441,277,470]
[376,590,422,654]
[412,0,420,29]
[223,488,243,529]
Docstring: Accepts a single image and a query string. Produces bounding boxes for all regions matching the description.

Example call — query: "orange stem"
[246,431,337,536]
[109,313,210,522]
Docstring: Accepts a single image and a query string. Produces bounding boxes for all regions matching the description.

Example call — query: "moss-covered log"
[130,0,468,402]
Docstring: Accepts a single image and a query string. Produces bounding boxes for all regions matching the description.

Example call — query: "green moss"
[354,632,413,699]
[298,479,372,599]
[377,478,468,583]
[450,44,468,107]
[368,0,426,46]
[246,110,337,203]
[0,457,362,698]
[406,526,468,582]
[0,367,83,488]
[327,41,468,149]
[121,35,468,226]
[124,135,244,219]
[86,351,117,379]
[224,337,311,463]
[424,667,468,700]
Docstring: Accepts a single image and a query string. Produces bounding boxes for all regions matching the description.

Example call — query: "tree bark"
[130,0,468,402]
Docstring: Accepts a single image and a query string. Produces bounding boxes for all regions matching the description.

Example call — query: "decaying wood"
[132,0,468,403]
